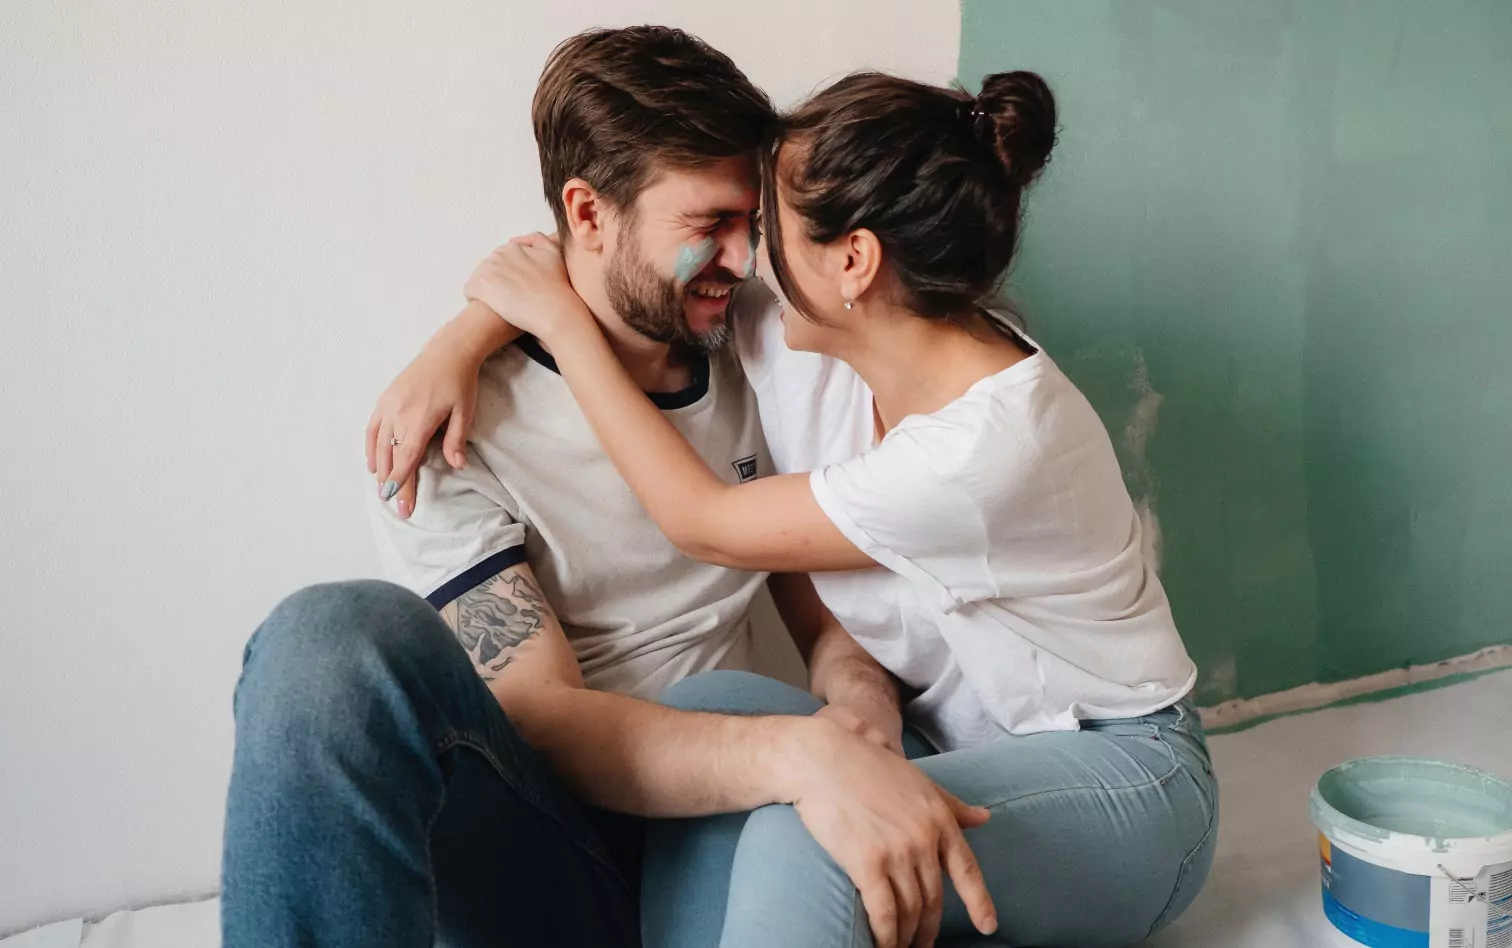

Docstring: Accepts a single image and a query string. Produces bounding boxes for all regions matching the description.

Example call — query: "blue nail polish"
[380,481,399,501]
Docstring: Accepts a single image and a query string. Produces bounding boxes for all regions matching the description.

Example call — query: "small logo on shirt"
[732,455,759,483]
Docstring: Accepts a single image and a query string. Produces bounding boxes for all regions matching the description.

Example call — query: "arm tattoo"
[452,571,549,679]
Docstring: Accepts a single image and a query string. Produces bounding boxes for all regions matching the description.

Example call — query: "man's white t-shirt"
[371,339,771,701]
[735,291,1197,751]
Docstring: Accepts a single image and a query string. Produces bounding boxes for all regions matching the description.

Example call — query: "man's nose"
[716,222,758,280]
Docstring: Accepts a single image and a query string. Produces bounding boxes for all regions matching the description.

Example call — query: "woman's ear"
[560,178,605,253]
[838,228,883,304]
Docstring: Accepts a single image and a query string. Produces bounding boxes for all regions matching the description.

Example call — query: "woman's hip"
[919,705,1219,945]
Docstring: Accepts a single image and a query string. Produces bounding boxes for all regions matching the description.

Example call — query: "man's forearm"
[442,562,825,819]
[494,682,818,818]
[807,622,903,713]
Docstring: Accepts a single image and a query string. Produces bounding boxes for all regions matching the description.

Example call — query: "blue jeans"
[223,581,1217,948]
[648,679,1219,948]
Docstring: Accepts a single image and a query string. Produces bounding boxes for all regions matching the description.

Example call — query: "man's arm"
[441,567,570,682]
[767,571,906,754]
[444,560,997,944]
[442,560,814,817]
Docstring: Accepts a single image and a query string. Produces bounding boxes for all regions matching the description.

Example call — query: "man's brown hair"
[532,26,774,236]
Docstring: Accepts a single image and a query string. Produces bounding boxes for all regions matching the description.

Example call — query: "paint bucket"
[1311,757,1512,947]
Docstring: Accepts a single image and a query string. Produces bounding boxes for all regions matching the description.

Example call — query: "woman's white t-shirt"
[734,294,1197,751]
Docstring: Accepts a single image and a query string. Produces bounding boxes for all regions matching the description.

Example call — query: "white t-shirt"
[372,339,771,701]
[735,291,1197,750]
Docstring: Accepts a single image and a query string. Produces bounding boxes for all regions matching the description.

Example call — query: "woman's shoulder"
[894,354,1102,478]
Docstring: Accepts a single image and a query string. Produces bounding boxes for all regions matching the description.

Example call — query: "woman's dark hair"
[760,70,1056,324]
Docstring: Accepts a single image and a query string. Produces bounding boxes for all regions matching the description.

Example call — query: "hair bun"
[974,71,1056,187]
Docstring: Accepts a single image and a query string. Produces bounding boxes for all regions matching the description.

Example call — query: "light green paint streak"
[674,236,717,284]
[960,1,1512,704]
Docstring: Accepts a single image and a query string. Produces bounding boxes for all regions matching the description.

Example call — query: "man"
[222,26,984,948]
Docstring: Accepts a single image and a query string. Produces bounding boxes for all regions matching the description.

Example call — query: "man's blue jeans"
[223,581,1217,947]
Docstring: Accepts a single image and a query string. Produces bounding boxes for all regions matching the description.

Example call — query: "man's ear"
[838,228,883,304]
[561,178,605,252]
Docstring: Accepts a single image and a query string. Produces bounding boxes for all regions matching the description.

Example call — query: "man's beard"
[603,232,733,352]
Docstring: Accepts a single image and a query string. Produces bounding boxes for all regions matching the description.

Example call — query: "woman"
[369,71,1216,947]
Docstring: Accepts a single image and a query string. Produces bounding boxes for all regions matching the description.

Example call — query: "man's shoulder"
[474,342,585,433]
[478,340,542,390]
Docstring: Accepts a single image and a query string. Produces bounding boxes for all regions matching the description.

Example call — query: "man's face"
[603,155,760,350]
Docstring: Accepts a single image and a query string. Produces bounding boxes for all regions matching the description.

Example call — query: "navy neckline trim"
[516,334,710,410]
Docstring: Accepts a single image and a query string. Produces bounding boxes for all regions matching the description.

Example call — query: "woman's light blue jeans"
[648,672,1218,948]
[223,581,1216,948]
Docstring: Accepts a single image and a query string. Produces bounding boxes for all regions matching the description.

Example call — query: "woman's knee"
[659,670,822,716]
[723,804,867,948]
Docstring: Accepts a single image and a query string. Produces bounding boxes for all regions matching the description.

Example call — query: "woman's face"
[756,149,853,354]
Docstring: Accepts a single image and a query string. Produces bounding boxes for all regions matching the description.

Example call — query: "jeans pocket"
[1084,718,1161,740]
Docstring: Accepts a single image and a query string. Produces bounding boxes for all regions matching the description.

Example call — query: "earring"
[843,299,854,310]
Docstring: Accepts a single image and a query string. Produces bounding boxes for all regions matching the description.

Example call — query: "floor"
[5,669,1510,948]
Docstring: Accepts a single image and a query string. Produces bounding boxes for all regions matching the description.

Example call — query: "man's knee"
[659,670,822,716]
[238,580,453,715]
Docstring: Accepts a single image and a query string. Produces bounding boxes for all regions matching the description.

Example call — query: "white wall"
[0,0,961,934]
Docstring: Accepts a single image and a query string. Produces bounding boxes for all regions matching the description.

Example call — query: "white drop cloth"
[5,669,1509,948]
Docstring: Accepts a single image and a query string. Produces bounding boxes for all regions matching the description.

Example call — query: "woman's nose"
[754,234,775,286]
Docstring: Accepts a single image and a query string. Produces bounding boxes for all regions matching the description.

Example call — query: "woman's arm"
[554,314,870,571]
[468,239,875,573]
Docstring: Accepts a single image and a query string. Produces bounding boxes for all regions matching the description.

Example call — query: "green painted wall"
[959,0,1512,704]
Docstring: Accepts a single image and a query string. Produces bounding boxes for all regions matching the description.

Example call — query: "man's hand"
[787,717,998,948]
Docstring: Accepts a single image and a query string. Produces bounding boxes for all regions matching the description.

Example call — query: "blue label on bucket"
[1324,890,1428,947]
[1322,843,1430,946]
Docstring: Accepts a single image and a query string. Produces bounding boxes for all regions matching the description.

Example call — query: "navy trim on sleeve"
[425,545,530,609]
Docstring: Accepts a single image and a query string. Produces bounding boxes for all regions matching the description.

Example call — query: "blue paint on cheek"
[674,237,717,284]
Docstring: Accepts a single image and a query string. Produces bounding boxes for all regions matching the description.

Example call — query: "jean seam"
[432,731,635,897]
[420,734,451,945]
[849,889,867,947]
[1144,780,1220,937]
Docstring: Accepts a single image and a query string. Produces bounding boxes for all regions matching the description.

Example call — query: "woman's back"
[736,290,1195,748]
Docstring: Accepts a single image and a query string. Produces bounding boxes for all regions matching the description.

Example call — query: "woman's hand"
[366,335,481,518]
[366,298,519,518]
[463,235,595,344]
[789,718,998,948]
